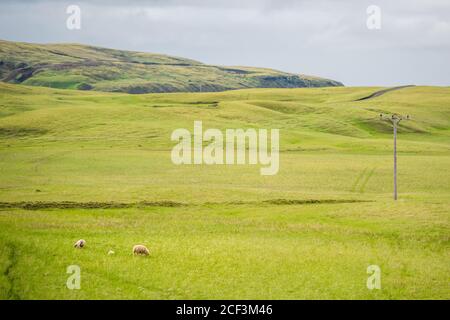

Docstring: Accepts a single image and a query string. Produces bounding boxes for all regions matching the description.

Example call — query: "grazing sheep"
[133,244,149,256]
[74,239,86,248]
[108,250,115,255]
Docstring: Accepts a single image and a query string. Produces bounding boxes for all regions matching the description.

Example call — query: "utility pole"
[380,113,410,200]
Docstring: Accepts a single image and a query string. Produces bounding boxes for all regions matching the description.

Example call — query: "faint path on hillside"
[355,85,416,101]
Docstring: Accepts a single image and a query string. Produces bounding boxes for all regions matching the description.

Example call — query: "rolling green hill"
[0,39,343,94]
[0,83,449,299]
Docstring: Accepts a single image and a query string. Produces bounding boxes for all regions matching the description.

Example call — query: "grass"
[0,202,448,300]
[0,83,449,299]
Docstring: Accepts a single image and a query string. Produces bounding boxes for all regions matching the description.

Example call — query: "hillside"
[0,39,343,94]
[0,83,449,299]
[1,83,449,197]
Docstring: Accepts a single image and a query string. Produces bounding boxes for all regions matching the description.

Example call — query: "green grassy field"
[0,83,449,299]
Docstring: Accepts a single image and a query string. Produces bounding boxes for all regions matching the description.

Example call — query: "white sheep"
[74,239,86,248]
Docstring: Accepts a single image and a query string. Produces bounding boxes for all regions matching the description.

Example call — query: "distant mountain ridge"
[0,39,343,94]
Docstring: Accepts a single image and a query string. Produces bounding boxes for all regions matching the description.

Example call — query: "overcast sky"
[0,0,449,86]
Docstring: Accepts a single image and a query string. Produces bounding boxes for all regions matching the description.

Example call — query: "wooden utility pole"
[380,113,409,200]
[393,120,397,200]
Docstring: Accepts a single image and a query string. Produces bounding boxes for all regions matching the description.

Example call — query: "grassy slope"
[0,83,449,299]
[0,40,343,94]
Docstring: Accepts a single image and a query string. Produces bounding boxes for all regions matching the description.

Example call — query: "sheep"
[133,244,149,256]
[74,239,86,248]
